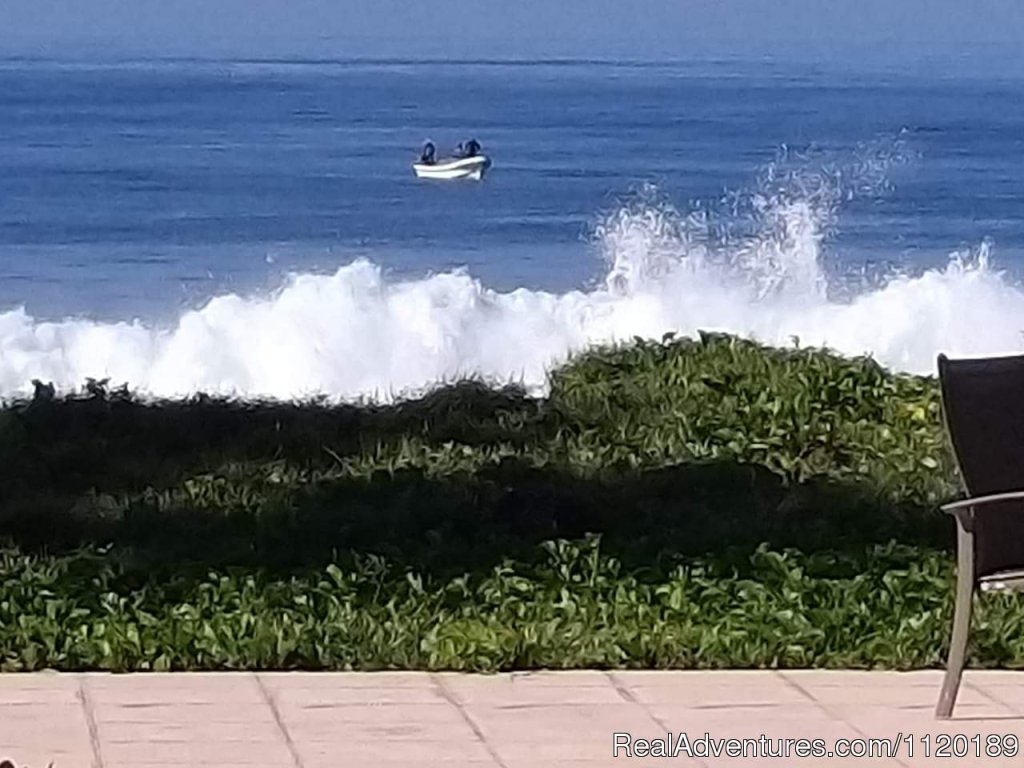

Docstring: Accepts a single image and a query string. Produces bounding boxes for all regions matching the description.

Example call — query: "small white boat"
[413,154,491,181]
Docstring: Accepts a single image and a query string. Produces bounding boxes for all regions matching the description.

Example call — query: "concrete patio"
[3,670,1024,767]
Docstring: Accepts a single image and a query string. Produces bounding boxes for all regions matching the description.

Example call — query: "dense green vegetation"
[0,332,1009,672]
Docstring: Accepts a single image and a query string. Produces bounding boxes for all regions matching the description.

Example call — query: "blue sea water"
[2,55,1024,398]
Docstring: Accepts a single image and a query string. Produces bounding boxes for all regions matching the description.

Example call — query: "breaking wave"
[2,141,1023,401]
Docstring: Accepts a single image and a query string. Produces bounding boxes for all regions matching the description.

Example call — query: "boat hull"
[413,155,491,180]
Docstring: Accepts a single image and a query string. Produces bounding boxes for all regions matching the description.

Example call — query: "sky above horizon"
[6,0,1024,61]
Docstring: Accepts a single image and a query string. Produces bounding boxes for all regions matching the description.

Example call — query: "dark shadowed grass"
[0,332,987,671]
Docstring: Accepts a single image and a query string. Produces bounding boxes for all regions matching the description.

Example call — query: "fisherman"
[464,138,481,157]
[420,140,436,165]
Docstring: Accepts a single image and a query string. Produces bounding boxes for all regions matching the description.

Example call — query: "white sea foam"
[2,146,1023,401]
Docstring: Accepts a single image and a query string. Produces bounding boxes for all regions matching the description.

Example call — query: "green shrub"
[3,537,1024,672]
[0,332,986,671]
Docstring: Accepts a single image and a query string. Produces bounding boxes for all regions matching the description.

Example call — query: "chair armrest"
[942,490,1024,514]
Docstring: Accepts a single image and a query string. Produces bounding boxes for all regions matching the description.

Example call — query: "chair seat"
[979,569,1024,592]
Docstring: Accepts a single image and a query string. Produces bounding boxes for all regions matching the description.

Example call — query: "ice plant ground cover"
[3,333,1019,672]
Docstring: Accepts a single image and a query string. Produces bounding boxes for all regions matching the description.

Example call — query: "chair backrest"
[938,352,1024,578]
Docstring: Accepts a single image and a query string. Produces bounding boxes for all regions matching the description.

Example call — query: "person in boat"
[420,140,436,165]
[463,138,481,157]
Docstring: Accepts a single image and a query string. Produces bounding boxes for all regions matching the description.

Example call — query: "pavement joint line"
[75,675,105,768]
[775,670,847,720]
[604,672,711,768]
[254,672,306,768]
[965,676,1017,713]
[775,671,911,768]
[430,673,508,768]
[604,671,642,707]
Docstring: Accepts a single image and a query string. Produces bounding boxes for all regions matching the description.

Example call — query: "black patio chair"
[936,352,1024,718]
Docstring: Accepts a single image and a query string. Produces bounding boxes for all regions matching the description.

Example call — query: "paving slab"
[1,670,1023,767]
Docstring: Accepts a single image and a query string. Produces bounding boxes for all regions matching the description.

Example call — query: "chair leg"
[936,519,975,719]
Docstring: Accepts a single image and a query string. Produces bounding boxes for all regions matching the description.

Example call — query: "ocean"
[2,55,1024,399]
